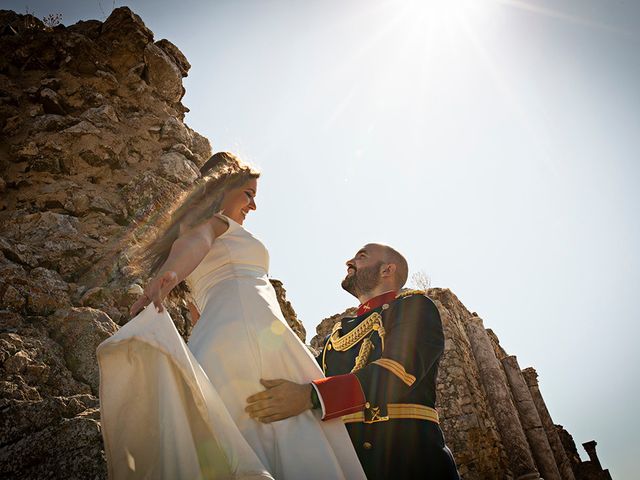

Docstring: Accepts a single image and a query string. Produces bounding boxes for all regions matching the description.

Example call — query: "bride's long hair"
[136,152,260,280]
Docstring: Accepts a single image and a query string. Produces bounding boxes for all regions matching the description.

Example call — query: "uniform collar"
[357,290,397,316]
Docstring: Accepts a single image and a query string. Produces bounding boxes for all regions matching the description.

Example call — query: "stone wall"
[430,289,512,479]
[557,429,612,480]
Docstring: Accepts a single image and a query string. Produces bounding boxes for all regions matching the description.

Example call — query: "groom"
[246,243,460,479]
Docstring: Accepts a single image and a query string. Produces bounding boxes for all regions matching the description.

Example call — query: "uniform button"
[363,442,373,450]
[327,344,332,350]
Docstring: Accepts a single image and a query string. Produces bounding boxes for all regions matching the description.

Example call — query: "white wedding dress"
[97,215,366,480]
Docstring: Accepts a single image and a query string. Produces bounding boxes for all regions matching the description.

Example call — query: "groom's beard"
[341,262,383,298]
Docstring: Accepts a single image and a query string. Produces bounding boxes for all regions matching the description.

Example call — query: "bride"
[97,153,365,479]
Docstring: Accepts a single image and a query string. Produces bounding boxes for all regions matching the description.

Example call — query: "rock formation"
[311,288,613,479]
[557,429,612,480]
[0,8,303,479]
[0,7,612,480]
[270,279,306,343]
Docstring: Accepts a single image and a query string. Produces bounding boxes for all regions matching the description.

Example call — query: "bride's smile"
[220,177,258,225]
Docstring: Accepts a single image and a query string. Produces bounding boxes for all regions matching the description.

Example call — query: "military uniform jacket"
[312,291,460,479]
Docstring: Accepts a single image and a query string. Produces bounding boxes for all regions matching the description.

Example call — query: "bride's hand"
[129,271,178,316]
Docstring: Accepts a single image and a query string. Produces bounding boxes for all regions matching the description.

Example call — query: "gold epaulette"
[396,289,426,299]
[329,312,384,352]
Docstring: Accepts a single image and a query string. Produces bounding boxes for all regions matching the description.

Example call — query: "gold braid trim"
[372,358,416,386]
[396,289,426,299]
[342,403,439,424]
[351,337,374,372]
[329,312,384,351]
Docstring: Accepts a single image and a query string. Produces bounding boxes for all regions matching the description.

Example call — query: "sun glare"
[365,0,497,63]
[399,0,494,32]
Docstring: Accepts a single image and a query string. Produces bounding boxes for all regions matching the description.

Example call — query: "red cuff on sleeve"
[312,373,366,420]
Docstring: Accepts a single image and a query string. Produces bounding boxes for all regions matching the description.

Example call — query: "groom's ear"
[380,263,397,278]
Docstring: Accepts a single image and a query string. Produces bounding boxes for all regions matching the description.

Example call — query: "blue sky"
[8,1,640,477]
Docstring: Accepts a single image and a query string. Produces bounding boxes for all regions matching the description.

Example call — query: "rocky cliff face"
[0,8,304,478]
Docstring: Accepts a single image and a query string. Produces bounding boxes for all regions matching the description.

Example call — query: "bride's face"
[220,178,258,224]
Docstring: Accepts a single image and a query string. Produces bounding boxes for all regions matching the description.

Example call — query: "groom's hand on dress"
[245,379,313,423]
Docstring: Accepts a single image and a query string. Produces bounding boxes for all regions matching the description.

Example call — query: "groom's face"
[341,245,384,297]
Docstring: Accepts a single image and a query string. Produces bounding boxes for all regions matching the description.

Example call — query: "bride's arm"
[130,216,227,315]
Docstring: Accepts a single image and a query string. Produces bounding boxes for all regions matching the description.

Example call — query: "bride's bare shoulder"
[210,214,230,238]
[178,215,228,241]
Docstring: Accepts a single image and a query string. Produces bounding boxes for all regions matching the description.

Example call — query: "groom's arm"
[245,335,330,423]
[245,296,443,423]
